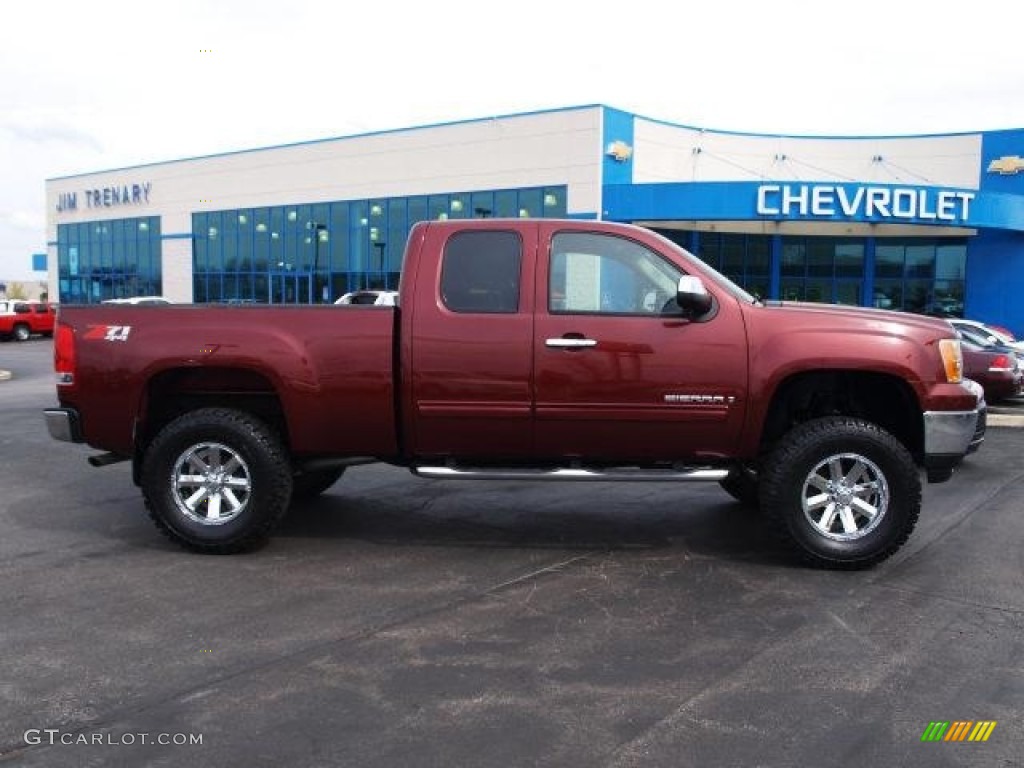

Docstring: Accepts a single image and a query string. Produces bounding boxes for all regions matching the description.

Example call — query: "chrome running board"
[411,466,728,482]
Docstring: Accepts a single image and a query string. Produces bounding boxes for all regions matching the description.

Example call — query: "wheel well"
[135,367,287,480]
[760,371,922,460]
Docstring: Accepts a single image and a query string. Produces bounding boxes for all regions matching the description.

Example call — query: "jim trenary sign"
[55,182,152,214]
[756,183,975,224]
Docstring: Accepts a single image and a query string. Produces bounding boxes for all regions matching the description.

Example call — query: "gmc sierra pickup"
[45,219,981,568]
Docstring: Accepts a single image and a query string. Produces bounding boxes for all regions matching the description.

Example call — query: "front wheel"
[759,417,921,569]
[141,408,293,553]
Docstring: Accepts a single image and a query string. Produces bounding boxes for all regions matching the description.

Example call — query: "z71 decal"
[83,325,132,342]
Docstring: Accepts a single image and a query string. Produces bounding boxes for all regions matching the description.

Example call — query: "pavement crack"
[871,583,1024,616]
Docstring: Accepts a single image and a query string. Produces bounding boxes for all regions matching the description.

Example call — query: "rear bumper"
[922,408,979,483]
[44,408,83,443]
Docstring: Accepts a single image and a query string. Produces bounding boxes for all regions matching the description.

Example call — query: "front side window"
[440,231,522,314]
[550,232,682,315]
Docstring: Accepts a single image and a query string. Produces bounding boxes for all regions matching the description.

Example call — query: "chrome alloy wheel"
[801,452,889,541]
[171,442,252,525]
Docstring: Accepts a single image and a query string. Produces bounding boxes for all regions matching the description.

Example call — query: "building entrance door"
[269,272,310,304]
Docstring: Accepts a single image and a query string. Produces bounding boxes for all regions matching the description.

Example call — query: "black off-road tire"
[759,417,921,570]
[719,464,760,509]
[141,408,293,554]
[291,467,346,502]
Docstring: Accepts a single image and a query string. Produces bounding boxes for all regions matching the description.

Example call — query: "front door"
[533,226,748,462]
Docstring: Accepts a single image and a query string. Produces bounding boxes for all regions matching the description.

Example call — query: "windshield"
[646,229,761,305]
[957,325,1000,349]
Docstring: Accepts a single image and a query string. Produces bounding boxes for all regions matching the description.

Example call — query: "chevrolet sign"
[987,156,1024,175]
[756,184,974,223]
[606,140,633,163]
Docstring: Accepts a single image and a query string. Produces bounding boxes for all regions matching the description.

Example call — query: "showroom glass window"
[873,239,966,315]
[780,236,865,306]
[663,231,770,301]
[191,185,566,304]
[56,216,161,303]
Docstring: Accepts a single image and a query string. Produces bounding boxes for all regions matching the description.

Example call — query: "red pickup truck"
[45,219,981,568]
[0,300,56,341]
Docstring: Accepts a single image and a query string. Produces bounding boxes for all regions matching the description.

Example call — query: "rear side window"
[440,231,522,314]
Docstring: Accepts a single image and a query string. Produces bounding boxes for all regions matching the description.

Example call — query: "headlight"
[939,338,963,383]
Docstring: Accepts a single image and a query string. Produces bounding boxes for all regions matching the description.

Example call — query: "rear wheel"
[13,324,30,342]
[759,417,920,569]
[141,408,293,553]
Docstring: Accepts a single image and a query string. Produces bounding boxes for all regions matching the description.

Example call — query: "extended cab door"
[533,223,748,462]
[404,223,537,460]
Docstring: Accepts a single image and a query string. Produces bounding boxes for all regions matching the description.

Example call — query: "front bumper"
[922,407,979,482]
[44,408,83,443]
[960,378,987,454]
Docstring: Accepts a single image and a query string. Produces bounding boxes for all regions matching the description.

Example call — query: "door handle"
[546,337,597,349]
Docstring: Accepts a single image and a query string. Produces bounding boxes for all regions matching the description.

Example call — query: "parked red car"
[0,301,56,341]
[959,339,1023,403]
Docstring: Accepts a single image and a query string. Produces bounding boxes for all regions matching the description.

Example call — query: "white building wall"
[46,108,604,301]
[161,238,193,301]
[633,118,983,189]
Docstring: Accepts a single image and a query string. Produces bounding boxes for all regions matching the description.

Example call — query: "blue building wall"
[966,229,1024,335]
[969,129,1024,334]
[600,107,635,192]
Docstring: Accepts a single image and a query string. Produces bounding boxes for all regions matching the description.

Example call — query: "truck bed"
[53,304,399,459]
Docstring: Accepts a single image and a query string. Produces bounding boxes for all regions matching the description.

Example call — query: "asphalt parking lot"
[1,338,1021,767]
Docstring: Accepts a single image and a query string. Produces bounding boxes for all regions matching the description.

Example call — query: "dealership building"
[45,105,1024,330]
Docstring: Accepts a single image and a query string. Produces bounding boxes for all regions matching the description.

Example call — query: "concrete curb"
[0,370,11,381]
[986,413,1024,428]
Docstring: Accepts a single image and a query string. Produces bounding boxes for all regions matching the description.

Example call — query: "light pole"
[307,222,326,303]
[374,241,387,289]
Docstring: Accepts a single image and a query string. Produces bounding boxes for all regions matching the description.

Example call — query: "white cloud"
[2,118,104,152]
[2,210,46,231]
[2,0,1023,281]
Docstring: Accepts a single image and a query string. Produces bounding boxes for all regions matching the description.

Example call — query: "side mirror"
[676,275,713,317]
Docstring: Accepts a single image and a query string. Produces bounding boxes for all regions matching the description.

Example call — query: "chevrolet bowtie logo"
[606,140,633,163]
[987,155,1024,175]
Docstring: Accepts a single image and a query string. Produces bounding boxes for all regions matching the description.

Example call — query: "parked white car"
[102,296,173,306]
[334,290,398,306]
[949,319,1024,354]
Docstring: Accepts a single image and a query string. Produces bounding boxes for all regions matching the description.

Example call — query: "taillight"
[54,323,76,386]
[989,354,1014,373]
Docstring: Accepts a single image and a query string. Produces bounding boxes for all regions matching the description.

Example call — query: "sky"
[1,0,1022,282]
